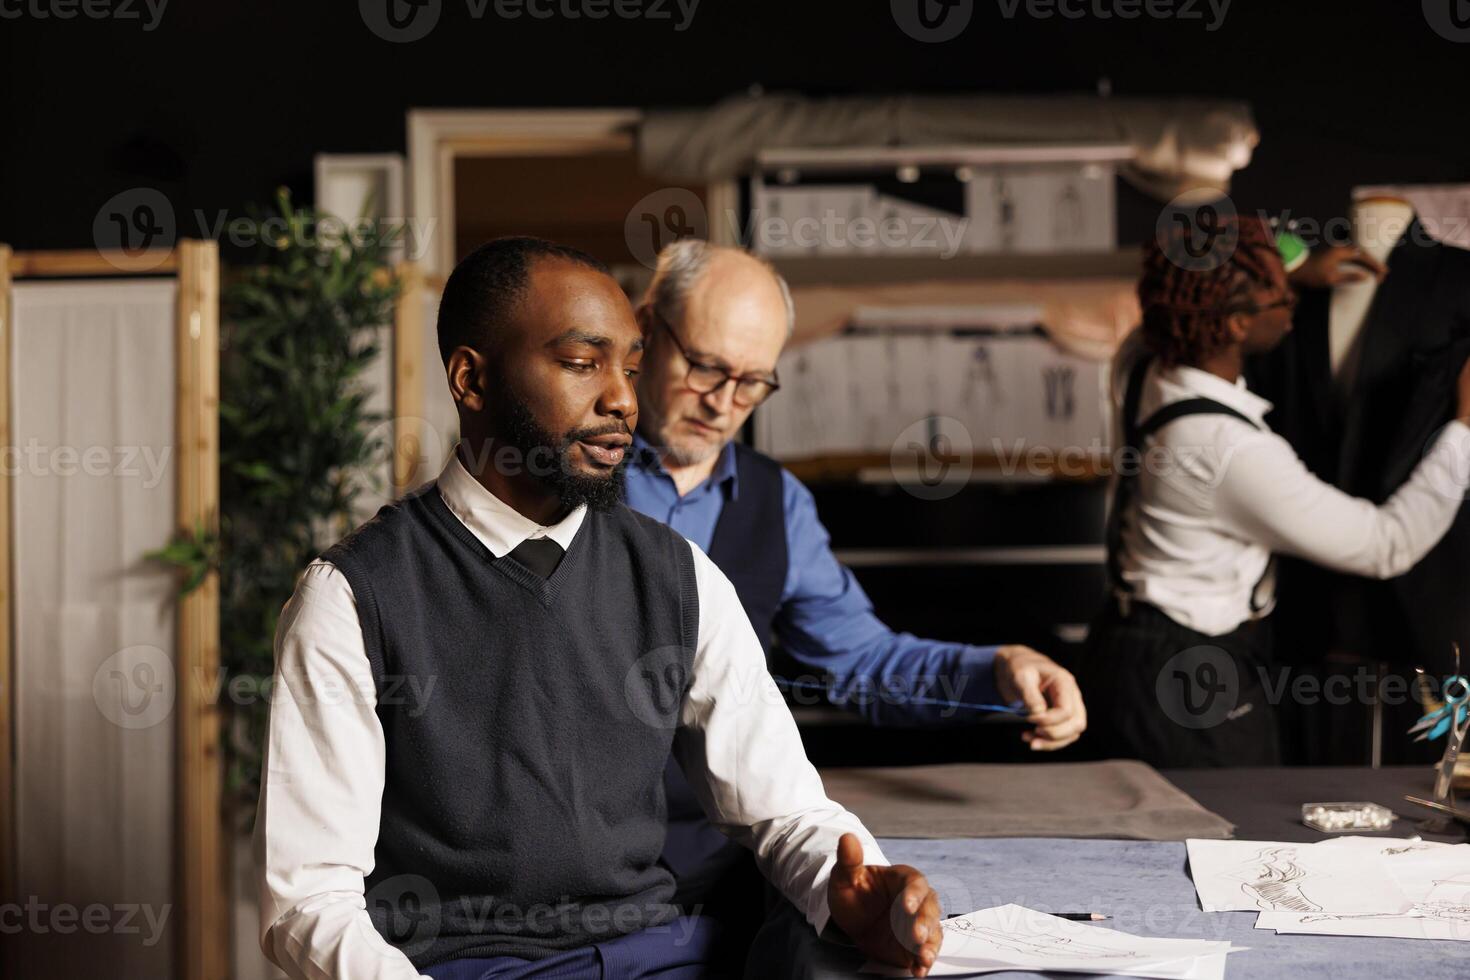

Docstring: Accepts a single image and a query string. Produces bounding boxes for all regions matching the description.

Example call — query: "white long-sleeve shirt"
[254,452,886,980]
[1112,330,1470,636]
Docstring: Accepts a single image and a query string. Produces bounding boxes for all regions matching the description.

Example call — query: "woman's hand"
[1288,244,1386,290]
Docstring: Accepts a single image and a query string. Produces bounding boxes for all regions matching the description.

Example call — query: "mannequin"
[1328,196,1414,398]
[1246,189,1470,764]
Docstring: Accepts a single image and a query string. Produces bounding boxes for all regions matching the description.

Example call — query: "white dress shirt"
[254,453,886,980]
[1112,329,1470,637]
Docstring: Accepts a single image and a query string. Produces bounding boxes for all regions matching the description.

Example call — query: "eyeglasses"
[1244,293,1298,314]
[651,308,781,408]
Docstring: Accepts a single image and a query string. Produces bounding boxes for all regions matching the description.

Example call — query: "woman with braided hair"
[1077,212,1470,767]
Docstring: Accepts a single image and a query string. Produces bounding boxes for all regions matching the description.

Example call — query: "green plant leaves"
[146,517,220,598]
[152,189,403,811]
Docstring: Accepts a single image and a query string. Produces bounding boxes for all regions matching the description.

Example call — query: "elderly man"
[623,240,1088,939]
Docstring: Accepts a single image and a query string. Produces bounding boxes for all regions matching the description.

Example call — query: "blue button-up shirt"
[624,432,1002,726]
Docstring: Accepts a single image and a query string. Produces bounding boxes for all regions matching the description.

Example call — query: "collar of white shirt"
[1151,361,1274,428]
[435,452,586,558]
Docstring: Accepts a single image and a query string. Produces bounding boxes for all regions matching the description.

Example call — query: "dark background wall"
[3,1,1468,252]
[4,3,1458,771]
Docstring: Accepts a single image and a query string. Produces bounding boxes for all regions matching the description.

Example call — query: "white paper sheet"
[1149,952,1231,980]
[1252,840,1470,941]
[1256,910,1470,942]
[862,904,1244,978]
[1186,838,1411,915]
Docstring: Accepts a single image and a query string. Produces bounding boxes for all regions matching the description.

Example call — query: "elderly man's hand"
[994,645,1086,750]
[827,833,943,977]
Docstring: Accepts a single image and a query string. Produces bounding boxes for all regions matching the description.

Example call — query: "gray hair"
[643,239,795,337]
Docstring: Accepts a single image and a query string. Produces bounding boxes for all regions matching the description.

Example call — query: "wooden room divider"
[0,242,225,980]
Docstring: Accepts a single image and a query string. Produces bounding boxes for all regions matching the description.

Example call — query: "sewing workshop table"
[1162,765,1466,844]
[777,766,1466,978]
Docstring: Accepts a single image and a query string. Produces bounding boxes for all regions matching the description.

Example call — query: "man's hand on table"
[994,645,1087,750]
[827,833,942,977]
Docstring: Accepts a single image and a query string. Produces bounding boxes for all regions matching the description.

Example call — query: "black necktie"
[507,537,564,579]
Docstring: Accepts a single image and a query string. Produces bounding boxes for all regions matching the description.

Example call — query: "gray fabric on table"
[746,837,1466,979]
[819,760,1234,841]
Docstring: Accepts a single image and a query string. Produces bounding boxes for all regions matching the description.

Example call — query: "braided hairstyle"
[1138,212,1283,367]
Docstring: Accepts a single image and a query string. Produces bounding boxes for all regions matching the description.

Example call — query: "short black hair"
[436,235,610,366]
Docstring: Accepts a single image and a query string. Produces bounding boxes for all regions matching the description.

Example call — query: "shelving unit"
[742,143,1125,670]
[771,249,1138,287]
[783,451,1107,484]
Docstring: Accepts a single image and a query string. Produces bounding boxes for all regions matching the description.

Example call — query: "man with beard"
[255,237,944,980]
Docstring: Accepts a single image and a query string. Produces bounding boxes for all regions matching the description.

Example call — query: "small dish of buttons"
[1301,802,1396,834]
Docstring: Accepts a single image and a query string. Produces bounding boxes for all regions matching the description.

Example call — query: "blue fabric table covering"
[774,837,1464,978]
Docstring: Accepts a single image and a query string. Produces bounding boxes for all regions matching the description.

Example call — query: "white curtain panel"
[11,280,179,980]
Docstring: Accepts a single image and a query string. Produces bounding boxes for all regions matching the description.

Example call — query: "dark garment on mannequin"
[1246,219,1470,762]
[1246,226,1470,665]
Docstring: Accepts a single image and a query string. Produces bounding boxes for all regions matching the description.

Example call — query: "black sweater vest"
[320,483,699,967]
[705,442,788,653]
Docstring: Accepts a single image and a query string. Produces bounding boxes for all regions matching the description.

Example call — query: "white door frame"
[407,108,645,280]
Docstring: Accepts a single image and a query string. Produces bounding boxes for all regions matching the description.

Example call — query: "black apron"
[1079,356,1282,768]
